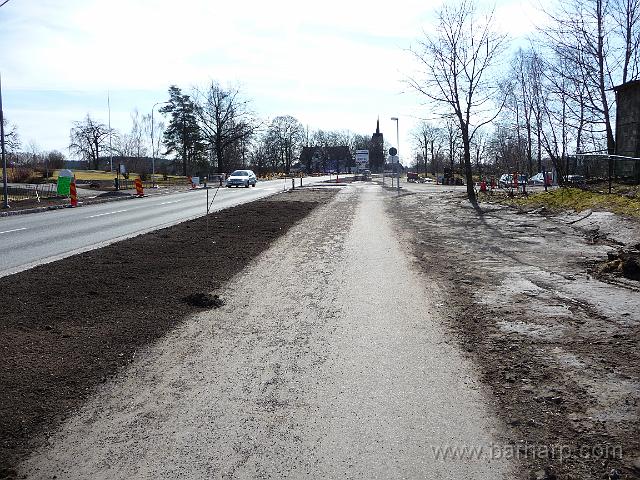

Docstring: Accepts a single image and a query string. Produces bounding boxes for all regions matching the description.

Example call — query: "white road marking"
[159,200,182,205]
[86,209,128,219]
[0,227,27,235]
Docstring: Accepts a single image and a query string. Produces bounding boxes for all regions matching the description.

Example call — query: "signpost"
[388,147,399,192]
[355,149,369,168]
[355,149,370,180]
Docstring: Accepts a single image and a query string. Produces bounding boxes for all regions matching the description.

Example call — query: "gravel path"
[19,184,512,479]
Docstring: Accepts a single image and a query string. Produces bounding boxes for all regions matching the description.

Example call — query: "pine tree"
[160,86,203,176]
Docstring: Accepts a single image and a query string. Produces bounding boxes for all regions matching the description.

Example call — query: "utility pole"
[151,101,169,188]
[108,91,113,173]
[1,73,9,209]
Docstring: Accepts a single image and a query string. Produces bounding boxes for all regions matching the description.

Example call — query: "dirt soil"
[385,188,640,480]
[0,188,335,479]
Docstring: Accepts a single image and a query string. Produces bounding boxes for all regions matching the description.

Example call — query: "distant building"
[370,118,384,173]
[614,80,640,158]
[613,81,640,180]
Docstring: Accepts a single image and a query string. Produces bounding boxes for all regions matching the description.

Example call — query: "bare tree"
[194,81,257,173]
[615,0,640,82]
[69,115,111,170]
[129,109,147,160]
[1,117,20,153]
[266,116,305,174]
[411,121,444,175]
[409,0,508,203]
[444,117,461,174]
[542,0,640,156]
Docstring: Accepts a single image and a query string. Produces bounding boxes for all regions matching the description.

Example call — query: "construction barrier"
[134,178,144,197]
[70,179,78,207]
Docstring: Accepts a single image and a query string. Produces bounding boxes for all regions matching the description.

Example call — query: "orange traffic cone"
[134,178,144,197]
[70,179,78,207]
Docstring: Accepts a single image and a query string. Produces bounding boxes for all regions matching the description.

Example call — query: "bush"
[9,167,37,183]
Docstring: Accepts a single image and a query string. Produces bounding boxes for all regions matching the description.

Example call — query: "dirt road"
[19,184,513,479]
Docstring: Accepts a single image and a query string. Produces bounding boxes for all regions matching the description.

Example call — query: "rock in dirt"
[530,467,557,480]
[181,293,225,308]
[620,253,640,280]
[598,250,640,280]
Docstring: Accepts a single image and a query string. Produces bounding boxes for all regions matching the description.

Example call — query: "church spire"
[376,117,380,134]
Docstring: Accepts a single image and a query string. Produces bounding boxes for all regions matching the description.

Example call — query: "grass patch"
[504,187,640,218]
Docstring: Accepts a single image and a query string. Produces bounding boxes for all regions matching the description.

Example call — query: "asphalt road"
[0,176,333,277]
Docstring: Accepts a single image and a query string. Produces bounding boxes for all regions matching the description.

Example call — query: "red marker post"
[70,178,78,207]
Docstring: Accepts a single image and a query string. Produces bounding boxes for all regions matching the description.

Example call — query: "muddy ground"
[386,187,640,479]
[0,188,335,479]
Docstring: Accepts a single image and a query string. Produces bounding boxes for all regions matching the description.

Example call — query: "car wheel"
[245,182,250,188]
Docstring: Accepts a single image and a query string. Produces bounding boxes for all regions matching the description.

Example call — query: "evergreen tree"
[160,86,203,176]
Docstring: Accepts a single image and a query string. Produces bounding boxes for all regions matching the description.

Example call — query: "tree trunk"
[93,139,99,170]
[461,126,476,204]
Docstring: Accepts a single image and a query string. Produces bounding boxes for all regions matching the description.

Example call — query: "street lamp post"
[1,73,9,209]
[151,101,169,188]
[391,116,400,194]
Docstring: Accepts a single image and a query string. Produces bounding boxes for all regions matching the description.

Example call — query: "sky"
[0,0,548,163]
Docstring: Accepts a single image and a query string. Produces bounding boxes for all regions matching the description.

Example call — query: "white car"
[529,172,553,186]
[226,170,257,188]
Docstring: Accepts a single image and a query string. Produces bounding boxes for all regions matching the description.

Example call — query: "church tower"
[370,118,384,173]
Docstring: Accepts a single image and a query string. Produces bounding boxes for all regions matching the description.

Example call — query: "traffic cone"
[134,178,144,197]
[70,179,78,207]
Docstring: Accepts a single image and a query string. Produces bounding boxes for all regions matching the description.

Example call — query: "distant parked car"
[226,170,257,188]
[564,175,585,184]
[499,173,527,188]
[498,174,512,188]
[528,172,553,186]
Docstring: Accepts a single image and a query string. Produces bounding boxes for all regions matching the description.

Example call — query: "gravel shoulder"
[385,186,640,479]
[18,183,513,479]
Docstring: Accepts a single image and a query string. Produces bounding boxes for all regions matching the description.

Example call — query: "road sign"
[389,147,397,156]
[388,155,399,164]
[355,149,369,166]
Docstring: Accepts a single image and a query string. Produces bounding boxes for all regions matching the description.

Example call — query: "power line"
[0,0,13,8]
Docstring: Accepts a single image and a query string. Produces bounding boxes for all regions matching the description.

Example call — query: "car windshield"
[231,171,248,176]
